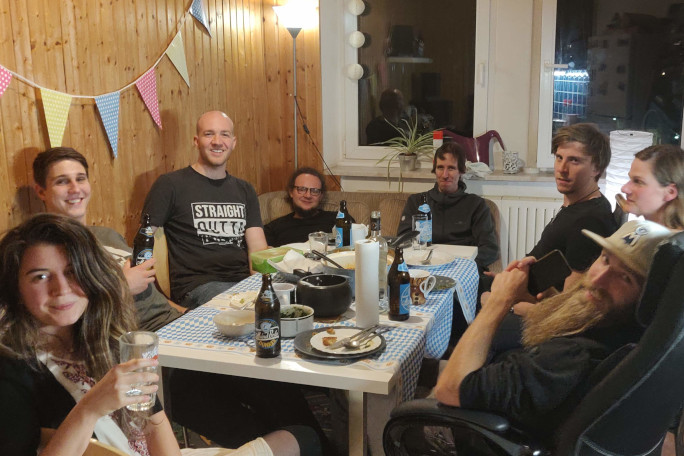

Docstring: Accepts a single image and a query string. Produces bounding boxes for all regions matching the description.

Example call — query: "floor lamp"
[273,1,317,169]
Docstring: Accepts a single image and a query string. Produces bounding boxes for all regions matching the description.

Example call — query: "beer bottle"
[368,211,389,302]
[334,200,352,248]
[255,273,281,358]
[132,213,155,266]
[418,193,432,247]
[387,247,411,321]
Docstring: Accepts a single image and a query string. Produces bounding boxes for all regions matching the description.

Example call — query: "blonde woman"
[620,144,684,230]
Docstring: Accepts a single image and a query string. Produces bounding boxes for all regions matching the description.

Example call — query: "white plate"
[227,290,259,310]
[310,327,382,354]
[404,248,455,267]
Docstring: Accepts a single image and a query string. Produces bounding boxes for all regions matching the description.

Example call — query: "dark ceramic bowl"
[296,274,352,318]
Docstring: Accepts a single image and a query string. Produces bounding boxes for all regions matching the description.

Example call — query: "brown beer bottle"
[132,213,155,266]
[334,200,352,248]
[387,247,411,321]
[255,273,281,358]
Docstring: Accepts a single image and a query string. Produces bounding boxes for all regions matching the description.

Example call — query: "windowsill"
[328,164,556,182]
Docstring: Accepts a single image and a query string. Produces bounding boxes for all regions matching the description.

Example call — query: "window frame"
[320,0,492,167]
[535,0,684,170]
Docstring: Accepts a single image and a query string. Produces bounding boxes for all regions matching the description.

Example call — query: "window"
[320,0,490,164]
[538,0,684,168]
[356,0,476,147]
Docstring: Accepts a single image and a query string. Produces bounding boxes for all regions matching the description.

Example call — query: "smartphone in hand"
[528,249,572,295]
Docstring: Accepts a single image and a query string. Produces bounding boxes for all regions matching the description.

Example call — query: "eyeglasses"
[293,186,322,196]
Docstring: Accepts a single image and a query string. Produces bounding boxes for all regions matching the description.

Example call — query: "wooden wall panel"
[0,0,323,242]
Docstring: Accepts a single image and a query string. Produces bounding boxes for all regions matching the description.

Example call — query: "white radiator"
[493,197,563,267]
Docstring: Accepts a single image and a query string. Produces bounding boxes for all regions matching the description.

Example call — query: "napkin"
[268,249,324,275]
[464,161,492,179]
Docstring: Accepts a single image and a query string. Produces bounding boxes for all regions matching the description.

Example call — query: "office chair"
[384,232,684,456]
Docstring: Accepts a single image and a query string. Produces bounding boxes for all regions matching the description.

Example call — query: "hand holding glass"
[118,331,159,411]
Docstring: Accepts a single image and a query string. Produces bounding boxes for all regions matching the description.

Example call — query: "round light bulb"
[348,31,365,48]
[346,63,364,80]
[347,0,365,16]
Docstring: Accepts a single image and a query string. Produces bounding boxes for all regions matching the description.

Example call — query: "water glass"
[412,214,428,250]
[119,331,158,411]
[309,231,328,254]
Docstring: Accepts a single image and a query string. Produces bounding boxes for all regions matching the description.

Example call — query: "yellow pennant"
[40,88,72,147]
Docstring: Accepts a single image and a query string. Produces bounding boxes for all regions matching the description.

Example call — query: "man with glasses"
[143,110,268,309]
[264,167,353,246]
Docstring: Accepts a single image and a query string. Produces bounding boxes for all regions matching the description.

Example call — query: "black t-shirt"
[143,167,263,302]
[263,210,338,246]
[460,324,641,445]
[529,195,617,271]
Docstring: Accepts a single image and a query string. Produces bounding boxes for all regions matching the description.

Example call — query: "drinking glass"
[119,331,158,411]
[412,214,428,250]
[309,231,328,254]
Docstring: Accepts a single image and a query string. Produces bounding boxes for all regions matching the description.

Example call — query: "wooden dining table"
[156,244,478,455]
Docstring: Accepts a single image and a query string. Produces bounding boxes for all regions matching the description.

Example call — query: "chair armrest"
[390,398,511,433]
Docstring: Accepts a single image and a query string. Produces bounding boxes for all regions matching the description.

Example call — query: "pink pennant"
[0,65,12,98]
[135,68,162,129]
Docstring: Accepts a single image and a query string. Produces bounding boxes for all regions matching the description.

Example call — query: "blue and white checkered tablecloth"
[409,257,479,357]
[157,301,426,401]
[208,257,478,359]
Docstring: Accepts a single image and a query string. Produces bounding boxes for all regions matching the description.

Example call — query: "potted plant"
[376,118,435,191]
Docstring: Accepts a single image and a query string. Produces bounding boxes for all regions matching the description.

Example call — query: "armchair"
[384,232,684,455]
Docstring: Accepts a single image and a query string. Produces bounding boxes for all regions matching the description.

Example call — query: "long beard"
[521,276,617,347]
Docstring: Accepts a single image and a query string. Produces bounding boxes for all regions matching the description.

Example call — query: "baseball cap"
[582,220,673,277]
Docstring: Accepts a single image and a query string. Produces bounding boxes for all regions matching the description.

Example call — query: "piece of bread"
[322,336,337,346]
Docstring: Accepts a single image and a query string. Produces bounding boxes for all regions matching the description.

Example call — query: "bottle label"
[335,227,344,248]
[418,203,430,214]
[398,261,409,272]
[261,290,276,302]
[255,318,280,348]
[139,226,154,237]
[336,211,344,219]
[134,248,153,266]
[399,283,411,315]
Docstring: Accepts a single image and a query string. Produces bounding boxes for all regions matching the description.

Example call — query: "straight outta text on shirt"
[192,202,246,246]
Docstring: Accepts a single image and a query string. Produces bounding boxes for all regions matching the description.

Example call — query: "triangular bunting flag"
[166,31,190,87]
[95,92,121,158]
[40,88,72,147]
[0,65,12,98]
[135,68,162,129]
[191,0,212,36]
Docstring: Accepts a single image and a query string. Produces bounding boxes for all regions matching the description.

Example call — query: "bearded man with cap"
[434,220,673,445]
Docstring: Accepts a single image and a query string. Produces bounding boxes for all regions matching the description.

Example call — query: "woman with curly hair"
[0,214,313,456]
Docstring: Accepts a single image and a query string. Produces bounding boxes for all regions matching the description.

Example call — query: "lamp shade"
[348,31,365,48]
[273,0,318,30]
[347,0,365,15]
[606,130,653,210]
[346,63,364,80]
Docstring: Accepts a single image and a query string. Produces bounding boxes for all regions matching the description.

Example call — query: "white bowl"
[280,304,314,338]
[213,310,255,337]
